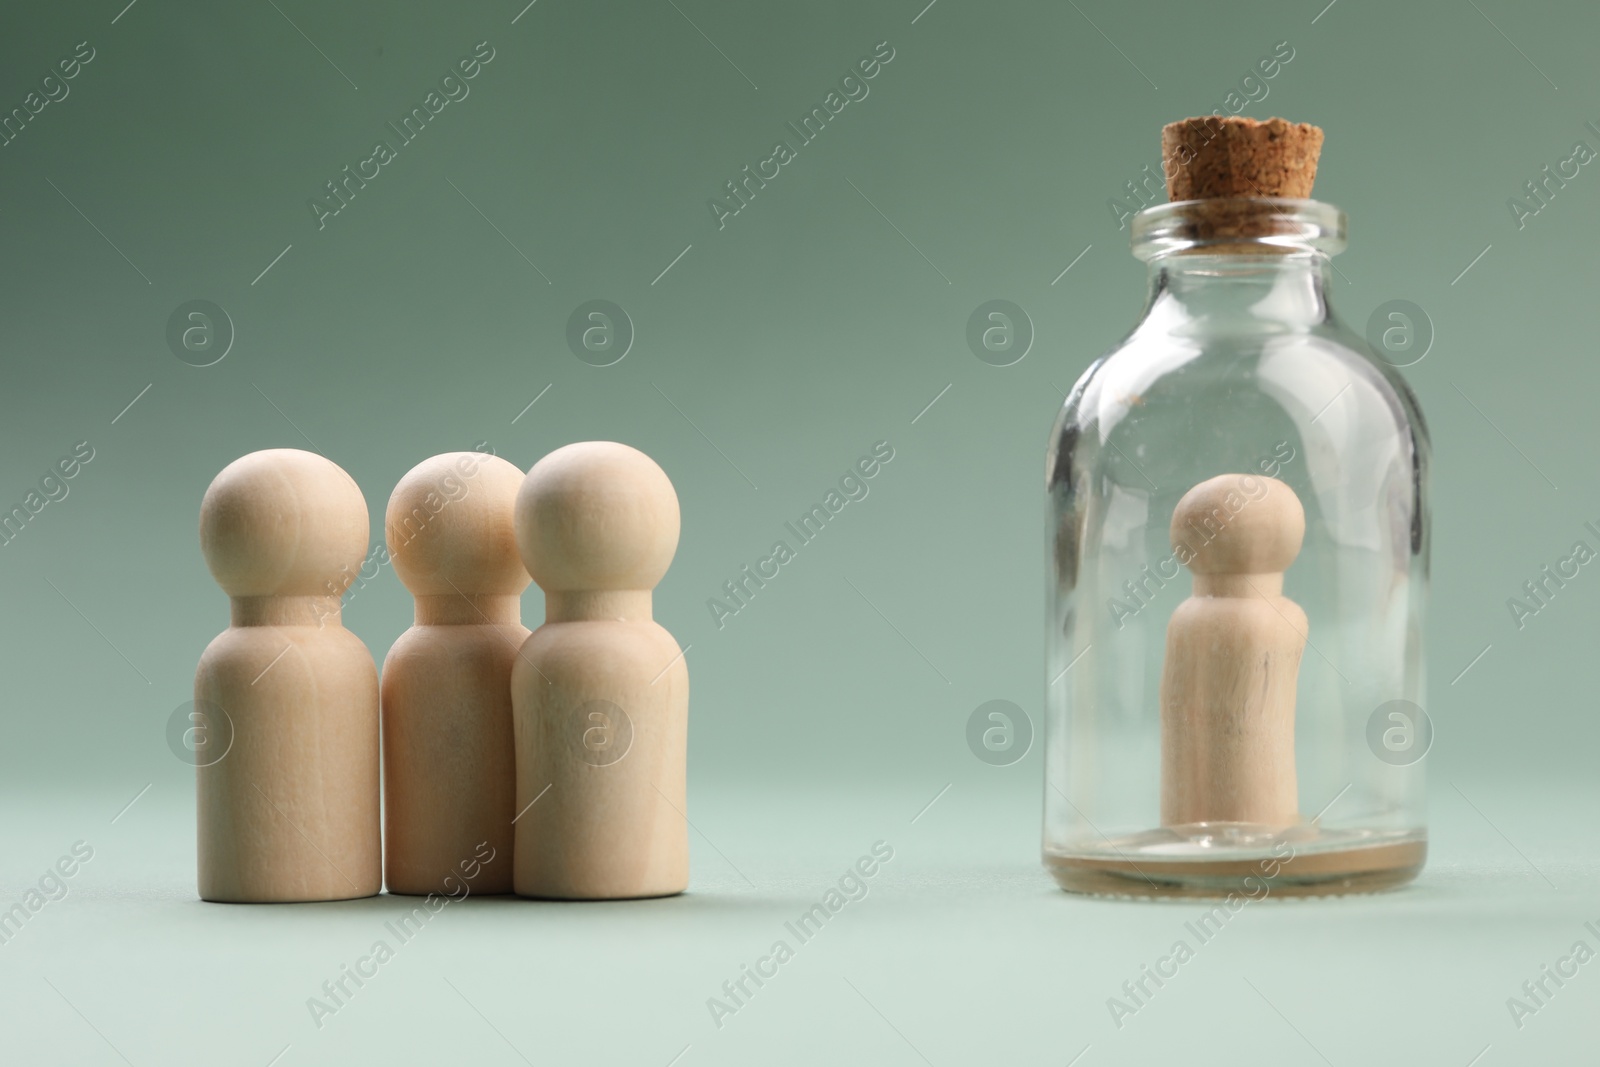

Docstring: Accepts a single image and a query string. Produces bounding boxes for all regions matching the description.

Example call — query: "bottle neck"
[544,590,652,623]
[1144,253,1334,331]
[1130,198,1346,333]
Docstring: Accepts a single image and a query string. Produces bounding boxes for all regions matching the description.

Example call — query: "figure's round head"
[515,442,679,592]
[1171,473,1304,575]
[386,452,530,596]
[200,449,369,597]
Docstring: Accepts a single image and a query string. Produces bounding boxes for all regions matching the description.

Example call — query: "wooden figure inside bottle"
[1160,473,1307,830]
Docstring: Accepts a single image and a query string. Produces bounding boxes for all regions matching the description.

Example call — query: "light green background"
[1,0,1597,1063]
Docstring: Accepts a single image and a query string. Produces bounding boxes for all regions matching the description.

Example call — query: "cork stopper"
[1161,116,1323,201]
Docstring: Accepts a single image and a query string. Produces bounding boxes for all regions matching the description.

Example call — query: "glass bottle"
[1043,197,1430,897]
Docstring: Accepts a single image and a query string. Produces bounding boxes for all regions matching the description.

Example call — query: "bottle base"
[1045,829,1425,899]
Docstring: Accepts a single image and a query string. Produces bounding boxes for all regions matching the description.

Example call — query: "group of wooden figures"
[194,442,688,902]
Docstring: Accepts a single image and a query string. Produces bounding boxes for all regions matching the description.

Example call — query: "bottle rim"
[1131,198,1347,261]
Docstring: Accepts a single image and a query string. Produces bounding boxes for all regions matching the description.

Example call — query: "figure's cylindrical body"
[511,603,689,899]
[1160,595,1306,826]
[382,597,525,895]
[196,603,381,902]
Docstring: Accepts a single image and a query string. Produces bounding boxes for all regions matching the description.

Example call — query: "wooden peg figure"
[195,449,381,902]
[1160,473,1307,829]
[381,452,529,895]
[510,442,689,899]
